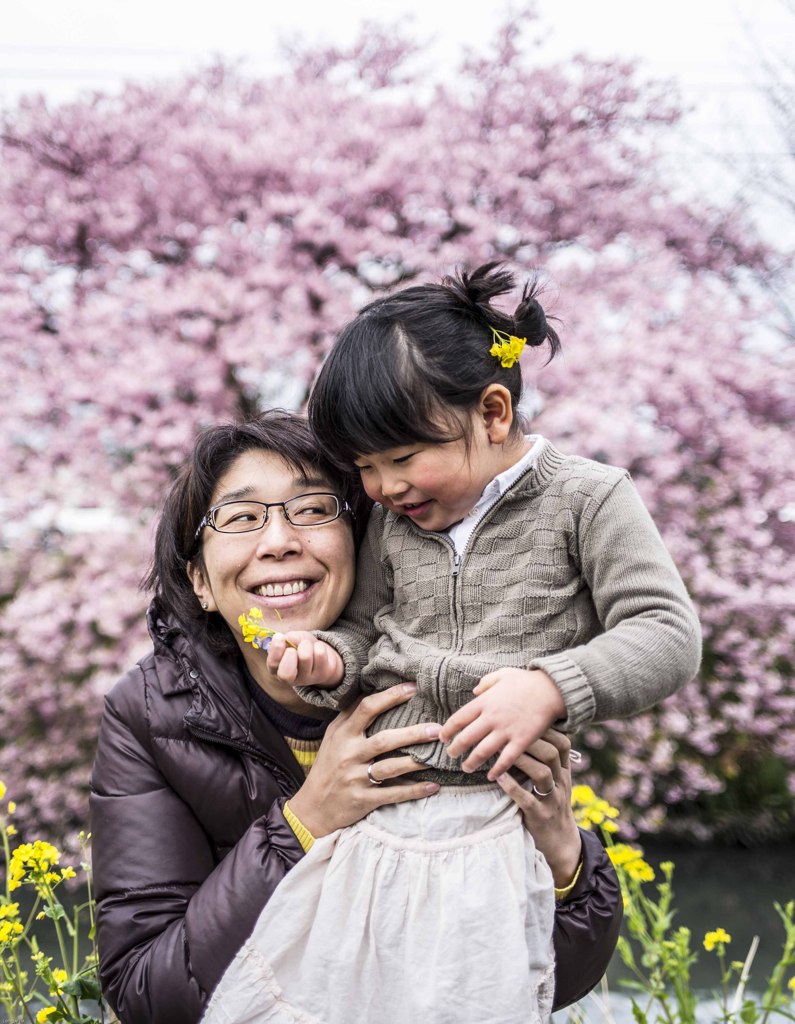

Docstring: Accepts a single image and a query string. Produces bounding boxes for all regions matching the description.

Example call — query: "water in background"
[555,841,795,1022]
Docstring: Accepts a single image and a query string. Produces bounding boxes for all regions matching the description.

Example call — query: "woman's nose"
[253,512,302,557]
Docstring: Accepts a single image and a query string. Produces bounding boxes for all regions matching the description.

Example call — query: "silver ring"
[569,749,582,763]
[367,762,384,786]
[532,781,556,798]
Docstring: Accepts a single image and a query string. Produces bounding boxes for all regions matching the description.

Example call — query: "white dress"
[202,783,556,1024]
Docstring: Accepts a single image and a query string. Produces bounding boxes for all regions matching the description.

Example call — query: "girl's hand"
[439,667,566,780]
[286,683,441,838]
[496,728,582,889]
[267,631,344,688]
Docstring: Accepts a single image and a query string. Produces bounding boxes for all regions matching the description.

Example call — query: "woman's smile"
[190,448,356,672]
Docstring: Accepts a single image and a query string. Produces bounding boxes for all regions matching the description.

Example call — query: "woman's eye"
[229,511,257,523]
[393,453,415,465]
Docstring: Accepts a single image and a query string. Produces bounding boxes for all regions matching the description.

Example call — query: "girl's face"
[354,416,507,533]
[190,448,356,665]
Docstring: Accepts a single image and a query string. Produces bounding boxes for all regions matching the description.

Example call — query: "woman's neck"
[242,648,332,718]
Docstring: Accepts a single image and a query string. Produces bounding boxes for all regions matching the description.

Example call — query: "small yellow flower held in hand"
[703,927,732,952]
[238,608,297,651]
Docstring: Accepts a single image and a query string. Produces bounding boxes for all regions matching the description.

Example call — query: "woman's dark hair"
[308,262,560,468]
[143,410,367,655]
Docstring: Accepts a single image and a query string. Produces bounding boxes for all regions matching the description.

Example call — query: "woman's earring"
[201,601,209,610]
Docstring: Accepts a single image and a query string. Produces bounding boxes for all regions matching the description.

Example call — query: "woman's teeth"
[255,581,308,597]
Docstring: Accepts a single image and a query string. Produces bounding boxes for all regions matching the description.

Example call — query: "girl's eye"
[393,453,415,465]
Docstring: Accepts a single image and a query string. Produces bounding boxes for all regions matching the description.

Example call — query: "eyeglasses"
[194,492,351,543]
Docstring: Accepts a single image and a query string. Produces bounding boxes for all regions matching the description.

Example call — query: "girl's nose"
[254,511,303,558]
[379,472,408,500]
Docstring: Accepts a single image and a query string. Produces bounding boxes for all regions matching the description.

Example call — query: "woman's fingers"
[510,751,557,798]
[364,754,428,784]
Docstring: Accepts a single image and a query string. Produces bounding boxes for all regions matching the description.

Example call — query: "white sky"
[0,0,791,217]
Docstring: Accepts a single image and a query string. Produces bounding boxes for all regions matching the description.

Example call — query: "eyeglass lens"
[211,494,340,532]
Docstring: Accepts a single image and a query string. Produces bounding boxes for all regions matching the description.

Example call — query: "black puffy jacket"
[90,605,622,1023]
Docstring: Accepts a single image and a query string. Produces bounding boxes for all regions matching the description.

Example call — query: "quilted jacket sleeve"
[90,667,305,1024]
[551,828,623,1010]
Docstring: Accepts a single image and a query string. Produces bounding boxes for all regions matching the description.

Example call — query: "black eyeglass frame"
[192,492,353,547]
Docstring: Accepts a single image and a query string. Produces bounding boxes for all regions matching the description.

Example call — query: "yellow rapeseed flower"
[0,919,23,944]
[61,866,76,881]
[571,785,621,833]
[51,968,68,992]
[6,824,17,837]
[0,781,6,801]
[787,975,795,993]
[704,927,732,952]
[489,330,527,368]
[7,801,16,814]
[607,842,656,883]
[0,903,20,920]
[36,1008,58,1023]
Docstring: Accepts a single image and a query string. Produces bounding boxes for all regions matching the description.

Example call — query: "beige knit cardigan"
[300,440,702,778]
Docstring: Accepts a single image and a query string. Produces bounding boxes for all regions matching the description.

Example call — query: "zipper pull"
[452,553,462,577]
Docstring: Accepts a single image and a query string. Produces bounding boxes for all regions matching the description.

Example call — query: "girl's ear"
[187,561,216,612]
[478,384,514,444]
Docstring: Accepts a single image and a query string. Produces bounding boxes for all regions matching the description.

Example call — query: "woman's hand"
[287,683,440,838]
[496,728,582,889]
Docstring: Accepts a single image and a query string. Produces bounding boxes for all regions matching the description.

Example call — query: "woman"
[90,412,621,1024]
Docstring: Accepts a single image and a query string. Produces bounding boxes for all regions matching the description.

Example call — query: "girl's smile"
[355,414,531,533]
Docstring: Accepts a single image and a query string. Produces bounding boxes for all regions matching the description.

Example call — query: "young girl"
[202,263,701,1024]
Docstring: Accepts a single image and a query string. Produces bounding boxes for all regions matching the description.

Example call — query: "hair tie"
[489,328,527,369]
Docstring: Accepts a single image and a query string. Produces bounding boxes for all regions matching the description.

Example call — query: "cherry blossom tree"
[1,11,791,846]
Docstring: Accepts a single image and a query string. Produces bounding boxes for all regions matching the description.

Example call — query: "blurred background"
[0,0,792,872]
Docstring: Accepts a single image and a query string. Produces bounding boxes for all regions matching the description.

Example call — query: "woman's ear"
[478,384,514,445]
[187,561,216,612]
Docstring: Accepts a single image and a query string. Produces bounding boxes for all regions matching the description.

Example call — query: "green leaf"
[42,903,67,921]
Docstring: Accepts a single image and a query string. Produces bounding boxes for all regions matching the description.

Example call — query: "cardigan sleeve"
[90,668,305,1024]
[297,507,393,710]
[529,474,702,729]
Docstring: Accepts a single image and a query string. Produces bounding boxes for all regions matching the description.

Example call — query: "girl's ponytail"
[513,280,561,362]
[309,261,561,466]
[443,262,560,364]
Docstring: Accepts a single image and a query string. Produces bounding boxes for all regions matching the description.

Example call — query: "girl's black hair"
[308,262,560,468]
[142,410,368,655]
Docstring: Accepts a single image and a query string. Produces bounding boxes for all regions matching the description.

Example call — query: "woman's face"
[190,448,356,662]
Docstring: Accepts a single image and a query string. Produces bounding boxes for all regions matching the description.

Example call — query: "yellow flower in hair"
[490,328,527,368]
